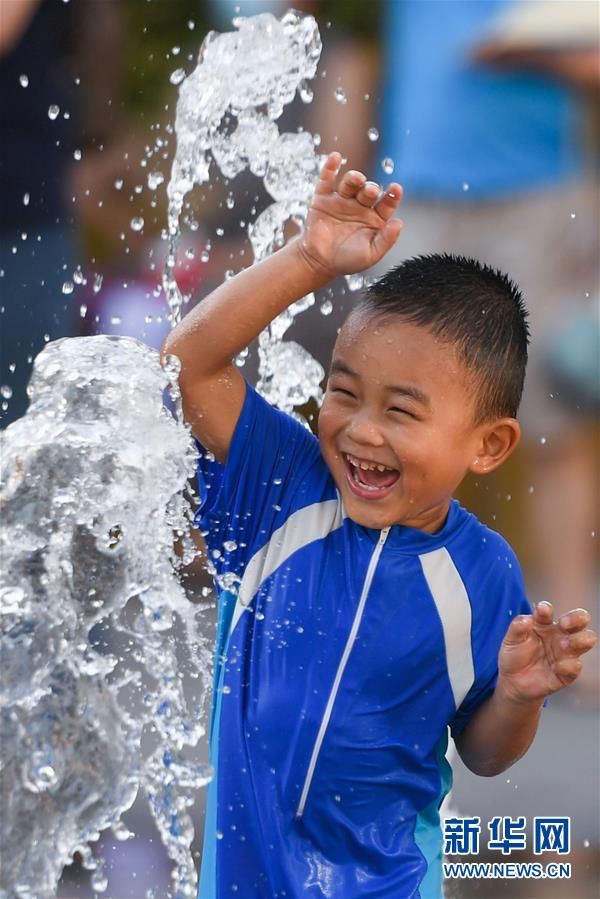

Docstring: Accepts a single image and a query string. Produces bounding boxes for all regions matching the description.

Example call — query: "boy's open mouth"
[343,452,400,500]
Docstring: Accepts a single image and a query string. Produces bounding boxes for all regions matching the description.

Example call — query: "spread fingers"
[558,608,592,633]
[559,629,597,656]
[355,180,383,207]
[337,169,367,199]
[373,183,403,220]
[315,152,343,195]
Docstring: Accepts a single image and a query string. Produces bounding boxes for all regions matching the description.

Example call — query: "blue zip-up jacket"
[196,381,530,899]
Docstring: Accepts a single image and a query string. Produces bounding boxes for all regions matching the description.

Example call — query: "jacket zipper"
[295,526,390,817]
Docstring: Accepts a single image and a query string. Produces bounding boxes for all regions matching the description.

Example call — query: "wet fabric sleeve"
[449,549,532,739]
[195,380,322,577]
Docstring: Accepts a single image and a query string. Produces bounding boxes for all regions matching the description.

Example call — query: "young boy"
[163,153,596,899]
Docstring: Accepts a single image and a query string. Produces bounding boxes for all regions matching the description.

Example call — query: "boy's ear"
[468,418,521,475]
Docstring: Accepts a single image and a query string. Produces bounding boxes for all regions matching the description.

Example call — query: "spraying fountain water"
[164,9,328,415]
[0,336,210,898]
[1,10,328,898]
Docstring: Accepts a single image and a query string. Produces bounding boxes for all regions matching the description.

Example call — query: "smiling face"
[318,310,497,534]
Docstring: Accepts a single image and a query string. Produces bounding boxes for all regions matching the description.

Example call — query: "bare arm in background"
[0,0,41,55]
[474,44,600,93]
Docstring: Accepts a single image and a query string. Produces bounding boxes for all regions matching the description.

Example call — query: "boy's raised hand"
[498,603,597,702]
[298,152,403,280]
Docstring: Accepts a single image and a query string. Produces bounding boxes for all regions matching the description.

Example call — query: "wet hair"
[354,253,530,423]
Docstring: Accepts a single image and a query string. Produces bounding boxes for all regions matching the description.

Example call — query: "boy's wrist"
[495,675,546,709]
[292,236,337,290]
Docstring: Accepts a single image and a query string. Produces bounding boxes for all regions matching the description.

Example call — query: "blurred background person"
[377,0,599,691]
[0,0,80,426]
[0,0,122,427]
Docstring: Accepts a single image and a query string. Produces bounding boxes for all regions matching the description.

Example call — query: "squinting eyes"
[332,387,355,397]
[330,388,417,419]
[390,407,418,419]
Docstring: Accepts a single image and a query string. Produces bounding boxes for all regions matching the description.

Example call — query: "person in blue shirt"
[163,153,596,899]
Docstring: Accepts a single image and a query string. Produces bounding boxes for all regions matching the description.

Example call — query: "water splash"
[164,10,326,413]
[0,336,212,898]
[1,10,332,897]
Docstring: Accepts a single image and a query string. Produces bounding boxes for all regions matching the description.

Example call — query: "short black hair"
[355,253,530,423]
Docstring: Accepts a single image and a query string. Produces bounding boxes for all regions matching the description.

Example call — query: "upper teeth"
[346,454,394,473]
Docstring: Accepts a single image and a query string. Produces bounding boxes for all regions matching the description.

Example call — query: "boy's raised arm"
[160,152,402,462]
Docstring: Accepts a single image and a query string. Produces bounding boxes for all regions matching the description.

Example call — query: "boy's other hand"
[298,152,403,281]
[498,602,597,703]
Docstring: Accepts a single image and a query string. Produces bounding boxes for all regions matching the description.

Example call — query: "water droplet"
[226,192,235,209]
[90,868,108,892]
[462,182,470,192]
[381,158,394,175]
[170,68,186,86]
[346,273,364,292]
[79,304,87,318]
[255,611,265,621]
[19,74,29,88]
[22,193,30,206]
[299,81,313,103]
[584,839,590,847]
[73,149,82,161]
[223,540,237,552]
[216,830,224,840]
[62,281,74,295]
[540,436,547,445]
[48,105,60,120]
[130,216,144,232]
[334,86,347,104]
[110,316,121,325]
[224,269,234,281]
[114,178,123,191]
[93,273,103,294]
[367,127,379,142]
[147,171,164,190]
[23,753,59,793]
[319,300,333,316]
[570,212,576,219]
[1,385,13,399]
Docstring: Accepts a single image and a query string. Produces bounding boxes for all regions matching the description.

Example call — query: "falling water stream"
[0,10,329,899]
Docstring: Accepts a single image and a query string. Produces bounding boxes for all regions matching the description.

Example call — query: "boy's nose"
[346,414,385,447]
